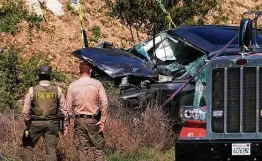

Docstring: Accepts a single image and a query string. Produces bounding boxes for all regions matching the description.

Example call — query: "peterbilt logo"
[213,110,223,118]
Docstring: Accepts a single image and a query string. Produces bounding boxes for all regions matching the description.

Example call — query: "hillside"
[205,0,262,25]
[0,0,147,73]
[1,0,262,73]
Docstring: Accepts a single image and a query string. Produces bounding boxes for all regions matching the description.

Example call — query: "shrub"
[90,26,101,42]
[66,0,78,16]
[105,0,167,41]
[91,26,101,39]
[0,47,66,111]
[0,0,43,35]
[0,0,27,34]
[26,12,43,41]
[105,0,218,38]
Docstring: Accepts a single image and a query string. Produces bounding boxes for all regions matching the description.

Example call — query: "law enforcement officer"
[66,61,108,161]
[21,64,67,161]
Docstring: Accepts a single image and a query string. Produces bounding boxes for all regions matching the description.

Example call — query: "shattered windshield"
[132,32,205,78]
[132,32,208,106]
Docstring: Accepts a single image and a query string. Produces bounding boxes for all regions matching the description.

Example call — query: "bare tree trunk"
[135,26,141,43]
[128,25,135,44]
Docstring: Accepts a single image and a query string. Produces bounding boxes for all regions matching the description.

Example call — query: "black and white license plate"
[232,143,251,156]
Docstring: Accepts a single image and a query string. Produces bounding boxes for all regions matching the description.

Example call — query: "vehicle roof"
[167,25,262,53]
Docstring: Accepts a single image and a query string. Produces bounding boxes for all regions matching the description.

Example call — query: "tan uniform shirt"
[66,76,108,123]
[22,80,67,120]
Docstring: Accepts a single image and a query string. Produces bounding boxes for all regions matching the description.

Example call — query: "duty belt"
[31,115,59,121]
[75,114,96,119]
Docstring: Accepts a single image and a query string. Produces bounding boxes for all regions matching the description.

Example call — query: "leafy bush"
[66,0,78,16]
[0,47,66,111]
[105,0,218,38]
[27,13,43,28]
[90,25,101,42]
[0,0,27,34]
[105,0,167,42]
[92,26,101,39]
[0,0,43,35]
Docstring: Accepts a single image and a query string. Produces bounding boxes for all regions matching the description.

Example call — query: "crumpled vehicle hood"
[72,48,157,78]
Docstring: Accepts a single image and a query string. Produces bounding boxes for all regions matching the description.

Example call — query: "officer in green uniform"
[21,65,67,161]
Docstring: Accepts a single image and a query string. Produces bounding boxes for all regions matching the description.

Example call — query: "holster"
[22,120,33,147]
[57,113,65,132]
[95,109,102,121]
[58,119,64,131]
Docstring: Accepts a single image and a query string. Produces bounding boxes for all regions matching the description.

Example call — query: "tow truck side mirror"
[239,18,253,51]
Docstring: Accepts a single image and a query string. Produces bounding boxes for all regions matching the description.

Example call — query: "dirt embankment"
[205,0,262,25]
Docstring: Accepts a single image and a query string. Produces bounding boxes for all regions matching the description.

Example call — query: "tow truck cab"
[176,12,262,161]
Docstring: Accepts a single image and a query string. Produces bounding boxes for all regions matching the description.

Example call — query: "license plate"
[232,143,251,156]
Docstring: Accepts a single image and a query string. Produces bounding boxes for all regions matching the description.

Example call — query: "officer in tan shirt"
[21,65,67,161]
[66,61,108,161]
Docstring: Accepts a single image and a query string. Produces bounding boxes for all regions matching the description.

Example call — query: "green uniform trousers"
[74,118,105,161]
[22,120,59,161]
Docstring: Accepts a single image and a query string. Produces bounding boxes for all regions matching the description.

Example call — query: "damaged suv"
[73,20,262,108]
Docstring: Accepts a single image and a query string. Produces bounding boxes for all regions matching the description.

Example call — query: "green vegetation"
[27,13,43,29]
[90,25,101,42]
[66,0,78,16]
[0,0,43,35]
[92,26,101,38]
[27,12,44,41]
[0,0,27,34]
[105,0,218,41]
[106,148,174,161]
[0,47,66,111]
[105,0,166,42]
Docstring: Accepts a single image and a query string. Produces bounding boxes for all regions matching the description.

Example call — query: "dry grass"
[0,88,175,161]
